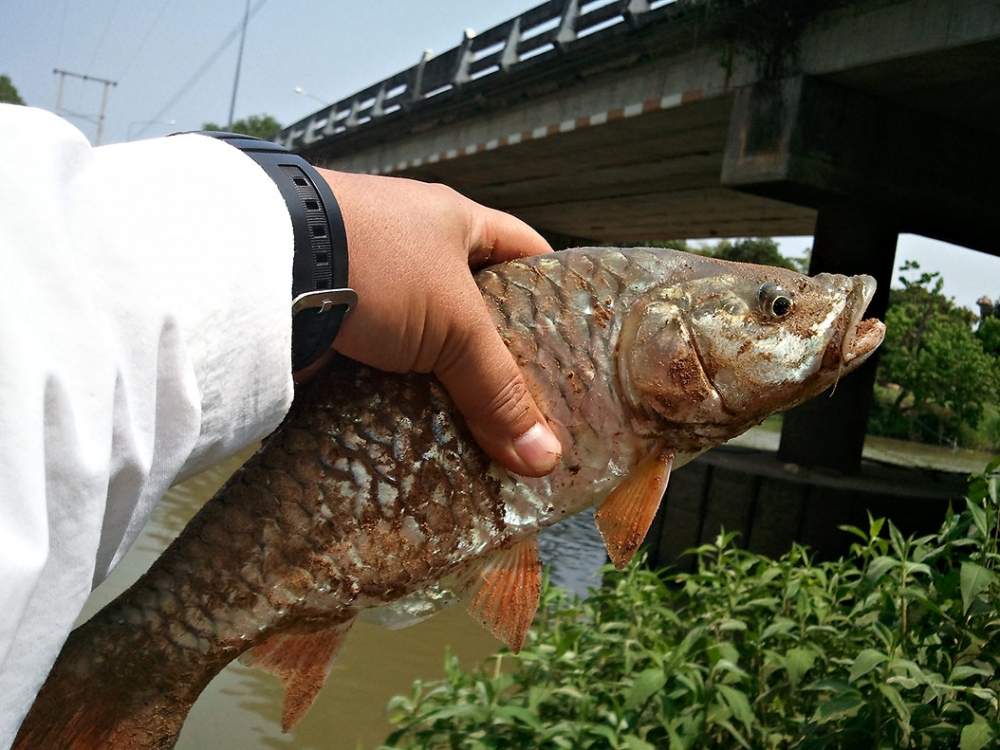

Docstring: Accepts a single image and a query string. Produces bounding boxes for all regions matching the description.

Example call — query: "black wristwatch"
[187,131,356,372]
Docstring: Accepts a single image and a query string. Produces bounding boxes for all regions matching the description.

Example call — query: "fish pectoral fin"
[239,619,354,732]
[465,536,542,654]
[594,453,673,569]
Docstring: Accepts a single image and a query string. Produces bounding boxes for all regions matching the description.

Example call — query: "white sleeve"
[0,105,296,744]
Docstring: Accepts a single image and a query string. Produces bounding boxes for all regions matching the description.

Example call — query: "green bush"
[377,460,1000,750]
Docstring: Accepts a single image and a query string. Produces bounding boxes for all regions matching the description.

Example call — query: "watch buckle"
[292,288,358,317]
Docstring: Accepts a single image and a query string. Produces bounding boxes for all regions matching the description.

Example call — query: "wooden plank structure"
[644,446,969,572]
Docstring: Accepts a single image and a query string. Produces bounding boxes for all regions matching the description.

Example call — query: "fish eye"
[758,282,793,319]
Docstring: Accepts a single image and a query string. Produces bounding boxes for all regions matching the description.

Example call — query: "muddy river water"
[78,445,609,749]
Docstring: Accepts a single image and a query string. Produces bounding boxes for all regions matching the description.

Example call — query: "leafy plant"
[377,460,1000,750]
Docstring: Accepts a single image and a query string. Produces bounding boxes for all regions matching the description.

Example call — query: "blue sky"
[3,0,997,313]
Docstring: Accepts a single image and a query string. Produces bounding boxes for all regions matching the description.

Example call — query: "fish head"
[618,260,885,447]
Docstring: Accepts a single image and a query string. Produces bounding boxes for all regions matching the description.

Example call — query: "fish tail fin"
[14,618,192,750]
[465,536,542,653]
[239,619,354,732]
[14,669,186,750]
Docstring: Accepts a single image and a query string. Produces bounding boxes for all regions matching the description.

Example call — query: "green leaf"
[849,649,888,684]
[716,684,755,731]
[718,618,748,631]
[812,694,865,724]
[785,647,817,689]
[625,668,667,711]
[877,682,911,726]
[804,678,853,694]
[761,618,795,640]
[552,686,587,700]
[869,515,886,540]
[951,665,995,682]
[960,562,997,614]
[968,503,990,540]
[888,521,907,558]
[960,713,997,750]
[867,556,900,583]
[588,724,620,745]
[622,735,657,750]
[495,705,543,728]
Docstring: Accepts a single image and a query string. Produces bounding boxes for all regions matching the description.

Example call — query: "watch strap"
[188,131,355,372]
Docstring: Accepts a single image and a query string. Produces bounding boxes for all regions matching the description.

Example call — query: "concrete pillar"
[777,204,898,473]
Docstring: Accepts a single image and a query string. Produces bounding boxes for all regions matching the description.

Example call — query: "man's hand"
[306,170,562,478]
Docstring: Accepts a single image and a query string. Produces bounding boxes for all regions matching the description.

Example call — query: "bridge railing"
[275,0,679,151]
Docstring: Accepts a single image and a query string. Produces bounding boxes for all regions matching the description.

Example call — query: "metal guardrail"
[275,0,679,151]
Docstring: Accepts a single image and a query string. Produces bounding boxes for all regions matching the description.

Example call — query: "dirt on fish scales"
[16,365,521,749]
[14,247,885,749]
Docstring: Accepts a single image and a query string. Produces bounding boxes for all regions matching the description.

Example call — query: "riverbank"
[730,423,996,475]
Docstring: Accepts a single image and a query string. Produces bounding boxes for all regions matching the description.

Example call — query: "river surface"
[78,446,609,750]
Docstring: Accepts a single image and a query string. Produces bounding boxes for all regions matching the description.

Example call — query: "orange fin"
[239,619,354,732]
[466,536,542,653]
[595,454,673,569]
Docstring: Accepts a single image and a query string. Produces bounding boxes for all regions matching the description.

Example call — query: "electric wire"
[118,0,174,78]
[54,0,70,67]
[86,0,121,74]
[135,0,270,139]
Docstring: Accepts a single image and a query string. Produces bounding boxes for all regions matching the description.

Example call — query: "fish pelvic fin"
[239,619,354,732]
[595,454,673,569]
[465,536,542,653]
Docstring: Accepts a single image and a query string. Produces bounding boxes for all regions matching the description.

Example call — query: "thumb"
[434,312,562,478]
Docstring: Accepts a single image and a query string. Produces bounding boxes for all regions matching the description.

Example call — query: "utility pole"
[228,0,251,129]
[53,69,118,145]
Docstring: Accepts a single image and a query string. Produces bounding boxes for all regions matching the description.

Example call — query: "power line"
[118,0,174,76]
[227,0,252,129]
[54,0,71,72]
[86,0,122,73]
[136,0,270,139]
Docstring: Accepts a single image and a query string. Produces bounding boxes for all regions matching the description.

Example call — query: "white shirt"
[0,105,295,746]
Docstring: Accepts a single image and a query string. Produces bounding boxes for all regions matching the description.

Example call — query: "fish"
[14,247,884,749]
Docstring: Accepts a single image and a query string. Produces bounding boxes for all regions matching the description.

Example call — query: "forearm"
[0,106,295,742]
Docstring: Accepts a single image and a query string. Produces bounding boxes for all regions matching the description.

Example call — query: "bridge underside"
[291,0,1000,474]
[298,1,1000,254]
[348,95,818,245]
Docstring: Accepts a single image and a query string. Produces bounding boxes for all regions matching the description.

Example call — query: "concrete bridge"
[277,0,999,479]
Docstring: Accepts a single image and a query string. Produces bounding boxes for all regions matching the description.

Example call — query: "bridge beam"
[721,75,1000,255]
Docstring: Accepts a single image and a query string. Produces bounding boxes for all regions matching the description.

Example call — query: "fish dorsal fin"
[595,454,673,569]
[239,619,354,732]
[466,536,542,653]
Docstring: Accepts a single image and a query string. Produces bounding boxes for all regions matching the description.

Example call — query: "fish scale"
[14,248,885,749]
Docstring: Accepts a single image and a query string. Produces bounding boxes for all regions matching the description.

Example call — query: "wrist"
[185,132,356,373]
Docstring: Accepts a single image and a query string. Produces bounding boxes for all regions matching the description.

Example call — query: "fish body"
[14,248,884,749]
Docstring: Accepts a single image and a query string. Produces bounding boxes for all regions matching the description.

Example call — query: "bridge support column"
[776,205,897,473]
[719,75,941,473]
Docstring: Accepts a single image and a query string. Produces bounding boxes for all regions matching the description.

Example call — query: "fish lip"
[841,275,885,365]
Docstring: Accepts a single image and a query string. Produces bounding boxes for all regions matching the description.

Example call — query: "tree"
[978,317,1000,359]
[0,74,25,105]
[698,237,807,272]
[202,113,281,140]
[872,262,999,445]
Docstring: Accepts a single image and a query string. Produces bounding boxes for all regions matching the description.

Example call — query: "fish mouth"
[840,275,885,370]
